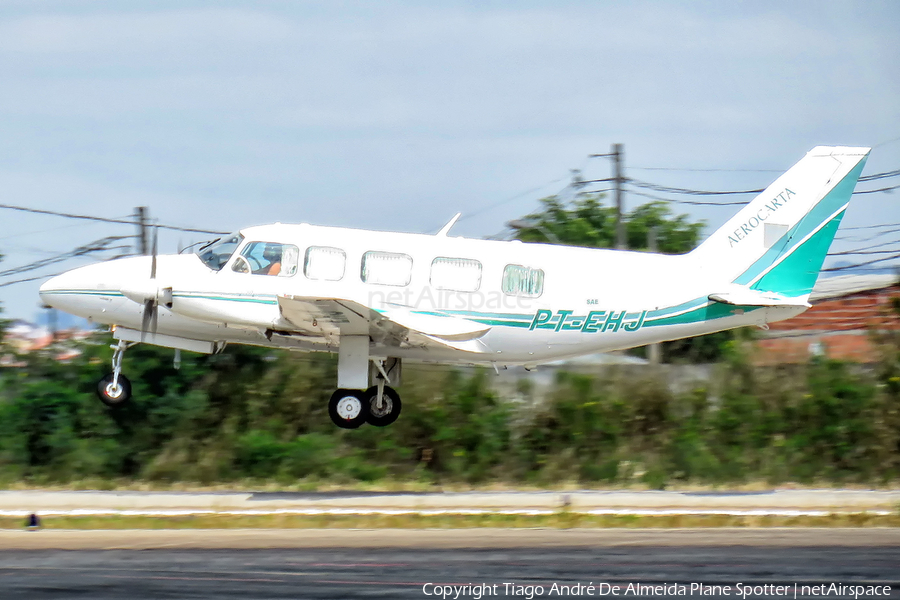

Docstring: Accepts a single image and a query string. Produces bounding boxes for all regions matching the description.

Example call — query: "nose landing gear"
[96,340,134,407]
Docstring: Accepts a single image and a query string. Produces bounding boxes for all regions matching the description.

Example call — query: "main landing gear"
[327,356,403,429]
[96,340,133,407]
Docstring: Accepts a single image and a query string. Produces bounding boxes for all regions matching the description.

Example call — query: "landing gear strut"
[97,340,133,407]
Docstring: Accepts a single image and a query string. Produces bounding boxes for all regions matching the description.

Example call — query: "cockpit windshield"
[197,233,243,271]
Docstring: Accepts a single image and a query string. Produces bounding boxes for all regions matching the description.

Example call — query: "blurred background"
[0,1,899,488]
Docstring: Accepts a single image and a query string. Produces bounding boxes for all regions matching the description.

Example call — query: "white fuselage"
[40,222,801,366]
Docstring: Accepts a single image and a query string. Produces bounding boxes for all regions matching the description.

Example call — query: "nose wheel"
[96,340,134,407]
[97,373,132,407]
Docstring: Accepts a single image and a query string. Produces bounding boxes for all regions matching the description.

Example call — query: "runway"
[0,530,897,599]
[2,489,898,516]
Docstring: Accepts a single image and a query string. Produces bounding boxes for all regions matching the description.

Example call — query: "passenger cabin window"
[232,242,299,276]
[304,246,346,281]
[361,251,412,286]
[430,257,482,292]
[502,264,544,297]
[197,233,243,271]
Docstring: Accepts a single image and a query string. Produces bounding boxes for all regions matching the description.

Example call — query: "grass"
[3,477,900,493]
[3,512,899,530]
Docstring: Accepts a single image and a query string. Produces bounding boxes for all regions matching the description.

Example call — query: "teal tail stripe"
[751,210,845,297]
[733,157,867,287]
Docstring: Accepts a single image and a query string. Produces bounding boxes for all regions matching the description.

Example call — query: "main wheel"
[96,373,132,407]
[328,389,368,429]
[364,385,402,427]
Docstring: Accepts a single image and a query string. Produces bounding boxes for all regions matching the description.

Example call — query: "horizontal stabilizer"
[708,287,810,308]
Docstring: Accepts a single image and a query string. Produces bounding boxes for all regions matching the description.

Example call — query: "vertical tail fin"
[690,146,870,300]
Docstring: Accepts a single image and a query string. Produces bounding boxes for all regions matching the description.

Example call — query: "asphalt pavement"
[0,530,897,599]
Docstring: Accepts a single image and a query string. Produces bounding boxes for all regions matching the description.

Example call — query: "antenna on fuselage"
[436,213,462,237]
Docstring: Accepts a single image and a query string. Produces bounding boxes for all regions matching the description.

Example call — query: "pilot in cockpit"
[262,244,282,276]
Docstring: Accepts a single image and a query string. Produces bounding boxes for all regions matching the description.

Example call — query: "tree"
[0,251,6,344]
[512,195,704,253]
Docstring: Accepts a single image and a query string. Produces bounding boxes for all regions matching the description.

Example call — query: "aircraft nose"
[39,262,116,313]
[39,269,84,310]
[39,274,64,296]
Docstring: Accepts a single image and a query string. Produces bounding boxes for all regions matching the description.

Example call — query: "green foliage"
[1,331,899,488]
[513,195,704,254]
[0,251,7,344]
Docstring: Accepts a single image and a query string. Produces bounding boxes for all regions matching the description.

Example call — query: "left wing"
[276,295,491,352]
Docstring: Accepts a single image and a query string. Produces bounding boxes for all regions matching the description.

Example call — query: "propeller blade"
[141,298,154,342]
[150,303,159,337]
[150,226,158,279]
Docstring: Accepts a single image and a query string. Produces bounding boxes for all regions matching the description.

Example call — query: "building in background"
[757,274,900,364]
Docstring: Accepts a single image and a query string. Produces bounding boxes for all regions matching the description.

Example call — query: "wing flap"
[378,306,491,341]
[276,295,492,348]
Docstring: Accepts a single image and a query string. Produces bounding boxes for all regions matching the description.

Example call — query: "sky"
[0,0,898,321]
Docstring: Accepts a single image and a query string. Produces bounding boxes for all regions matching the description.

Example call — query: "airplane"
[39,146,870,429]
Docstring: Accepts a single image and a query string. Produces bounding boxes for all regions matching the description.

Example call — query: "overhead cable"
[0,253,133,288]
[0,236,133,277]
[0,202,228,235]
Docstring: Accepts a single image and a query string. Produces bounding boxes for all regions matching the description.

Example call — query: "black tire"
[364,385,402,427]
[328,389,368,429]
[96,373,132,407]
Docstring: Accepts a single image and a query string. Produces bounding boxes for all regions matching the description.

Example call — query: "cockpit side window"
[232,241,299,277]
[197,233,243,271]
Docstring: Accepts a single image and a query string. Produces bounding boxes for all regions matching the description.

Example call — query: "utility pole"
[647,225,661,365]
[46,306,57,343]
[135,206,148,255]
[612,143,625,250]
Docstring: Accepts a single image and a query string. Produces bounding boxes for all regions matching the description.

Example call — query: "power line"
[0,253,133,288]
[853,183,900,194]
[627,189,748,206]
[629,166,782,173]
[628,178,764,196]
[823,254,900,272]
[625,169,899,198]
[828,248,900,256]
[456,175,568,224]
[0,202,229,235]
[0,236,134,278]
[860,169,900,182]
[841,222,900,230]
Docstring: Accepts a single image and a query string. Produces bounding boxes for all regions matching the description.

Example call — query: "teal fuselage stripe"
[644,302,762,328]
[42,288,744,331]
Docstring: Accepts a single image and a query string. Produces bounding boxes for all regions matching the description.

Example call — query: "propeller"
[140,226,159,342]
[120,224,174,341]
